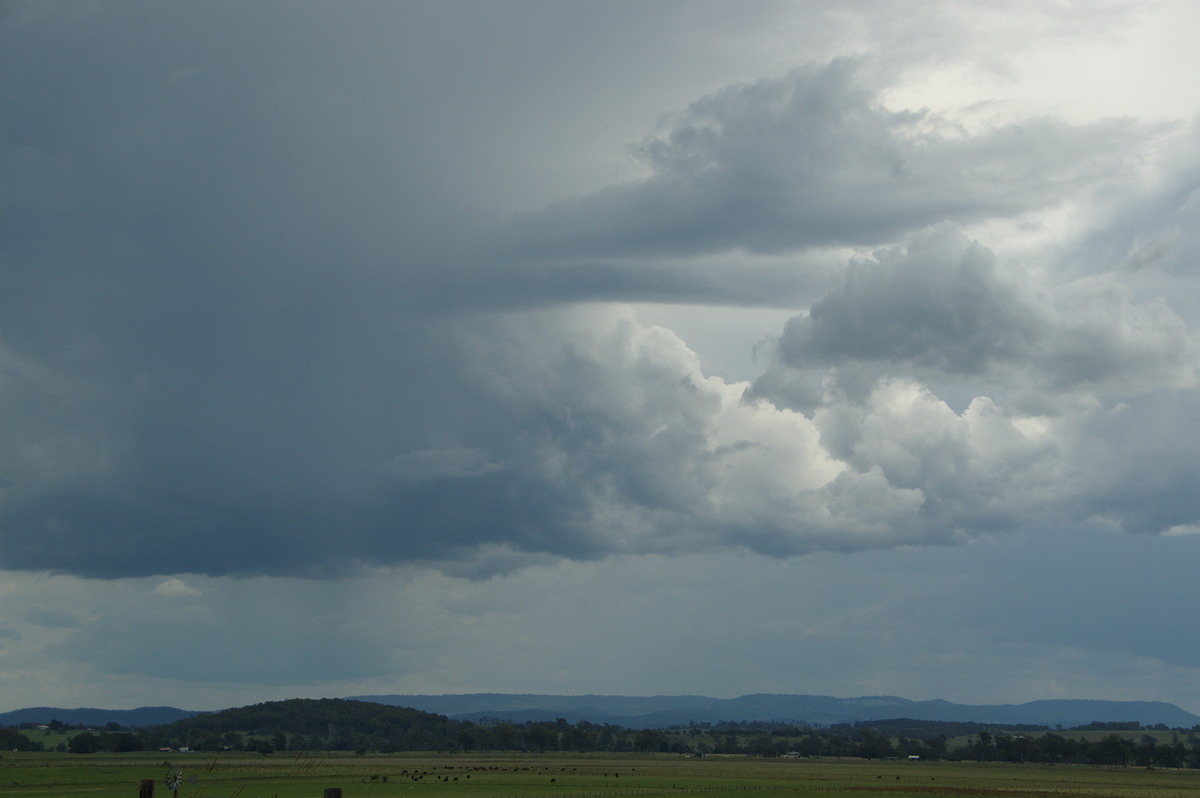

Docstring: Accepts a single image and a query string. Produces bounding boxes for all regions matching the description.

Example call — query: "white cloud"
[153,578,201,598]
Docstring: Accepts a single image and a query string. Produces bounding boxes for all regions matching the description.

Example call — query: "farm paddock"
[2,750,1198,798]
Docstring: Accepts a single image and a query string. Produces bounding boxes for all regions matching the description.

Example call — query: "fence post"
[324,789,343,798]
[138,780,155,798]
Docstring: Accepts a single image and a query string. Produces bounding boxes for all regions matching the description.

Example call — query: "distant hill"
[349,693,1200,729]
[156,698,464,751]
[5,694,1198,732]
[0,706,197,728]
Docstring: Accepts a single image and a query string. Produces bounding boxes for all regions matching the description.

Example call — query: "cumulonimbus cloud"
[2,21,1198,582]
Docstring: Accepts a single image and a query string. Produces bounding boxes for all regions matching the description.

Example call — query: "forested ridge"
[10,698,1200,767]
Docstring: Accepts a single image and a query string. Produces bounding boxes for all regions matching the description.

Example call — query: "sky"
[4,0,1200,716]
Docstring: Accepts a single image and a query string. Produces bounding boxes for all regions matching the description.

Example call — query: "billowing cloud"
[501,60,1150,261]
[747,218,1200,540]
[761,224,1195,399]
[7,290,1191,580]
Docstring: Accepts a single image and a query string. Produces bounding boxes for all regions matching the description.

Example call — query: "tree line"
[9,698,1200,766]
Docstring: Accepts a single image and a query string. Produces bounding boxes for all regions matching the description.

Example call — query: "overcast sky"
[4,0,1200,716]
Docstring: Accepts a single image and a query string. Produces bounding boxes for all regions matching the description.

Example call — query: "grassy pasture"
[2,751,1198,798]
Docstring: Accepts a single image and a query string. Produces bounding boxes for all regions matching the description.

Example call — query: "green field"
[2,751,1199,798]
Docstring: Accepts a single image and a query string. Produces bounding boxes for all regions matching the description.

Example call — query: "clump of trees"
[0,727,41,751]
[66,730,144,754]
[955,729,1195,767]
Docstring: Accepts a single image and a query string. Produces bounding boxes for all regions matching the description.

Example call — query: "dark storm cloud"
[0,310,662,576]
[2,2,1198,582]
